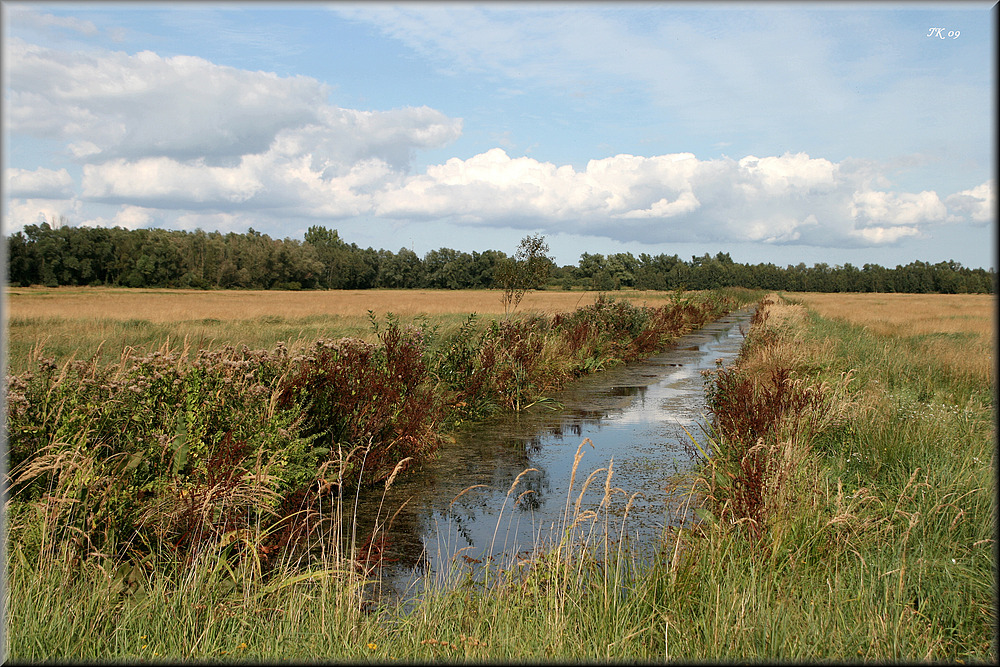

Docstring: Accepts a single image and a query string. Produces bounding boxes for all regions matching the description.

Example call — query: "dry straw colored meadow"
[4,286,687,373]
[791,292,995,386]
[790,292,994,339]
[5,286,678,322]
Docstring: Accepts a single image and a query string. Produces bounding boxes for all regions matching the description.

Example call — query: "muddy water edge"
[346,306,755,599]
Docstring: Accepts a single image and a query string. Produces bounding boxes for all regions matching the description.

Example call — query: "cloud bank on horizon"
[3,3,995,268]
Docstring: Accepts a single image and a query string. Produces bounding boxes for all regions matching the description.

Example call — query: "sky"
[2,1,996,269]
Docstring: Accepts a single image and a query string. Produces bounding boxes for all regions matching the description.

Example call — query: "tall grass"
[656,294,996,661]
[7,456,408,661]
[6,434,672,661]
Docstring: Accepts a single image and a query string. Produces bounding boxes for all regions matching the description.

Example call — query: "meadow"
[5,286,685,374]
[791,292,994,388]
[4,288,995,661]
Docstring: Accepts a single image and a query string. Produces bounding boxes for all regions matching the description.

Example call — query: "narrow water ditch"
[350,307,755,597]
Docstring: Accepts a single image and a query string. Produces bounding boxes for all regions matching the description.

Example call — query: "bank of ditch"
[652,293,995,661]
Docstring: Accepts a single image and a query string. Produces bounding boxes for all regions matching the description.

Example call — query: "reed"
[6,434,665,661]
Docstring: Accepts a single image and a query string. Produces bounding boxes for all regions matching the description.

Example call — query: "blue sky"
[3,1,996,269]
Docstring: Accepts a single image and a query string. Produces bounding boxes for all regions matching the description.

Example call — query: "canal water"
[352,307,754,597]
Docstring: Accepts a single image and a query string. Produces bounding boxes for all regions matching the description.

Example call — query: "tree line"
[559,250,995,294]
[6,222,995,294]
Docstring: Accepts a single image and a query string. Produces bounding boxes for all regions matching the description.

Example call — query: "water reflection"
[350,308,754,593]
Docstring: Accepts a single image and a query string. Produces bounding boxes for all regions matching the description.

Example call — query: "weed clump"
[276,324,441,488]
[697,296,848,543]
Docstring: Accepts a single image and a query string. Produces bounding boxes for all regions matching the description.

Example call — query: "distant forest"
[6,222,996,294]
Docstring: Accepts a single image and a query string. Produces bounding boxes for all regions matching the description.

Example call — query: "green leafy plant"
[494,234,554,317]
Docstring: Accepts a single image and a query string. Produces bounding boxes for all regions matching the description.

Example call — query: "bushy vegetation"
[8,221,995,293]
[569,250,996,293]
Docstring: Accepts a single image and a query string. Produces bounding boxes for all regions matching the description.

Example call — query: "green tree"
[424,248,472,289]
[376,248,425,288]
[304,226,347,288]
[494,234,553,316]
[606,252,638,289]
[577,252,605,283]
[469,249,506,288]
[7,230,38,286]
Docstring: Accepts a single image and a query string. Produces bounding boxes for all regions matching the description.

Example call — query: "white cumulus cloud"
[6,39,461,167]
[374,149,958,248]
[83,157,264,206]
[945,180,995,224]
[4,198,82,231]
[737,153,839,197]
[4,37,992,254]
[71,205,160,231]
[617,191,700,220]
[849,190,948,227]
[111,205,156,230]
[7,39,326,160]
[848,225,922,245]
[5,167,75,198]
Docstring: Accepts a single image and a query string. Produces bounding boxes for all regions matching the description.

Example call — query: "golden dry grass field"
[8,288,992,382]
[3,286,683,373]
[789,292,995,339]
[4,286,677,322]
[789,292,995,385]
